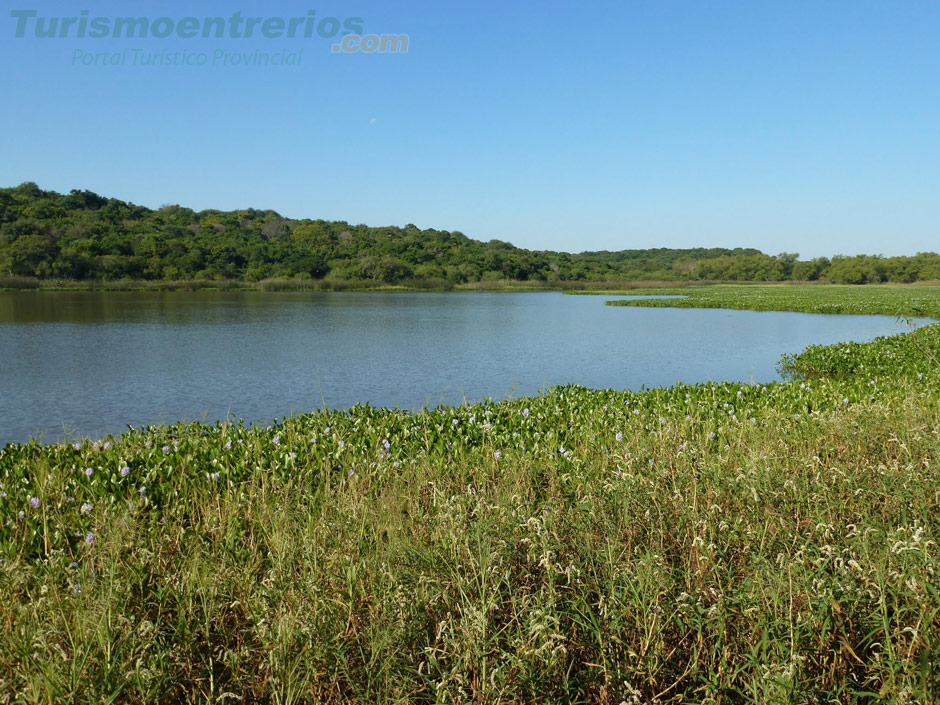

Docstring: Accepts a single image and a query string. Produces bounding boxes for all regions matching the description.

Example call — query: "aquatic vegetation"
[0,322,939,702]
[605,283,940,317]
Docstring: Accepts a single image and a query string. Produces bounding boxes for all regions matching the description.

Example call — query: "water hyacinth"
[120,466,130,477]
[162,445,171,455]
[84,467,94,477]
[29,496,40,509]
[81,502,93,515]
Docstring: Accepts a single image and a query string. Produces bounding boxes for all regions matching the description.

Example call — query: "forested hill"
[1,182,939,286]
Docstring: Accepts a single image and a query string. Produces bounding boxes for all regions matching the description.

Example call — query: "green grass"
[603,283,940,318]
[2,305,940,702]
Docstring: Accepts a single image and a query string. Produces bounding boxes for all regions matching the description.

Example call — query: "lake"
[0,291,919,445]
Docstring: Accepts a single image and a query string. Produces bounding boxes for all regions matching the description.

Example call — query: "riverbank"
[2,313,939,701]
[0,275,788,294]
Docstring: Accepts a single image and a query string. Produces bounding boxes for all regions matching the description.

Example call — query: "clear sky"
[1,0,937,258]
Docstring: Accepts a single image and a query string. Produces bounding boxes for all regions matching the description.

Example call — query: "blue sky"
[1,0,937,258]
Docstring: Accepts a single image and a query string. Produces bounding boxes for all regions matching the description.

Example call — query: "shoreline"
[5,318,938,449]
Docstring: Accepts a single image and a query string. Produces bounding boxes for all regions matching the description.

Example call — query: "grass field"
[1,288,939,703]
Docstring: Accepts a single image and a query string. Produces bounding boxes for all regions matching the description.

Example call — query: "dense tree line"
[1,183,938,285]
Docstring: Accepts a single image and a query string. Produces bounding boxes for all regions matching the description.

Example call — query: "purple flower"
[29,496,41,509]
[162,445,171,455]
[494,450,502,461]
[120,466,130,477]
[224,440,232,450]
[338,439,345,450]
[144,441,152,449]
[382,439,391,452]
[273,436,280,445]
[81,502,93,515]
[84,532,95,546]
[616,431,623,443]
[73,442,81,451]
[84,467,94,477]
[522,408,530,418]
[138,486,147,497]
[210,472,221,482]
[103,442,112,451]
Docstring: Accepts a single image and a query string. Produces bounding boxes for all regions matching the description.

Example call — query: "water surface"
[0,291,917,444]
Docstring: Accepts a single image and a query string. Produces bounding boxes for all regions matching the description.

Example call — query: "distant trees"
[1,183,938,286]
[791,257,830,281]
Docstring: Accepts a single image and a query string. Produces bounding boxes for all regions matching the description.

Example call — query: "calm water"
[0,291,918,444]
